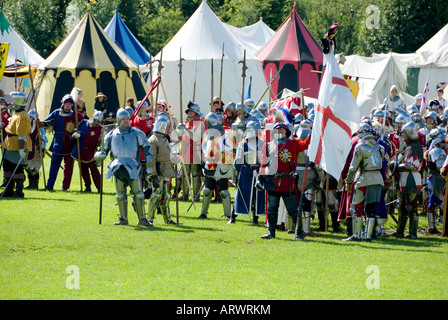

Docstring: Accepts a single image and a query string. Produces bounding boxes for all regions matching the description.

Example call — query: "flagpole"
[210,58,214,112]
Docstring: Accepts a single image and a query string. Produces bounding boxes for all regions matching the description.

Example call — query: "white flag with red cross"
[308,51,360,180]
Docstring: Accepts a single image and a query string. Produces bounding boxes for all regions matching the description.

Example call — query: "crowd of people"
[1,84,448,241]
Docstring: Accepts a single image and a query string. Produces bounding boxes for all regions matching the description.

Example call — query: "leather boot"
[12,179,25,198]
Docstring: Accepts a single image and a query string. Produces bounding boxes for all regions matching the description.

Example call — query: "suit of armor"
[344,124,385,241]
[147,116,177,225]
[96,109,153,226]
[425,132,446,234]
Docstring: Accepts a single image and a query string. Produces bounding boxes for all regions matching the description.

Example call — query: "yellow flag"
[89,0,97,3]
[0,43,10,80]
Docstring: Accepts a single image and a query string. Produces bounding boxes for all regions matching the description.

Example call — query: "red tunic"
[259,137,310,193]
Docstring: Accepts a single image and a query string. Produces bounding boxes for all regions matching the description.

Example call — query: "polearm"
[325,172,329,232]
[154,50,163,115]
[193,56,198,101]
[239,49,248,121]
[219,43,225,108]
[210,58,214,112]
[73,93,83,191]
[178,48,185,123]
[176,47,185,225]
[253,64,285,110]
[28,63,47,189]
[98,126,105,225]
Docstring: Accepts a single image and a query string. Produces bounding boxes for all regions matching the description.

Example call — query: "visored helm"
[205,112,224,135]
[402,121,419,141]
[153,116,170,135]
[89,111,104,126]
[406,104,419,114]
[224,102,237,114]
[257,101,268,115]
[357,122,376,139]
[245,119,262,139]
[244,98,255,109]
[116,108,130,125]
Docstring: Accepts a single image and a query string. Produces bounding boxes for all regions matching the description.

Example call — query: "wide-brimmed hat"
[95,92,108,101]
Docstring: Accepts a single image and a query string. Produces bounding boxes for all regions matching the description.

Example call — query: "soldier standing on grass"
[72,111,104,193]
[393,121,424,239]
[0,92,32,198]
[94,108,153,227]
[146,115,177,226]
[255,122,310,240]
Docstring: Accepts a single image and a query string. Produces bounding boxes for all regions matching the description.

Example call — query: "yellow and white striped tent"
[35,7,148,119]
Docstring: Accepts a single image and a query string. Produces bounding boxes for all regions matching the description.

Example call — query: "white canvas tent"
[406,23,448,101]
[0,11,44,95]
[339,52,417,117]
[148,1,269,121]
[224,18,275,56]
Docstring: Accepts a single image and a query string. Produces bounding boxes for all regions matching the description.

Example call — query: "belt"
[273,173,293,178]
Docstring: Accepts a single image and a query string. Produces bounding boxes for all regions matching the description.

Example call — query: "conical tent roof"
[150,0,267,120]
[0,11,44,67]
[256,4,323,99]
[224,19,275,55]
[36,8,146,118]
[39,8,138,77]
[104,9,152,65]
[416,23,448,61]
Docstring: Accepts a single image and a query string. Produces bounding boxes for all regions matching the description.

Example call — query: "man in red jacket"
[256,122,310,240]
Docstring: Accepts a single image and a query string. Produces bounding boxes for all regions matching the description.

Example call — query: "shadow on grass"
[102,221,223,233]
[295,229,448,252]
[0,196,76,202]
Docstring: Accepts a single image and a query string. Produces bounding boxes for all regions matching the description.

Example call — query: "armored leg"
[220,189,232,219]
[129,179,145,219]
[191,165,202,200]
[114,178,128,225]
[200,186,212,219]
[303,211,312,234]
[147,177,163,221]
[160,179,173,224]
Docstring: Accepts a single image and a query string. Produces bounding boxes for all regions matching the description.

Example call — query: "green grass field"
[1,151,448,300]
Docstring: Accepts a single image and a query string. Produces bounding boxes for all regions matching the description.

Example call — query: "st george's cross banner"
[308,51,360,180]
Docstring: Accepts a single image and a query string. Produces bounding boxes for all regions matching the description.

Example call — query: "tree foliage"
[1,0,447,60]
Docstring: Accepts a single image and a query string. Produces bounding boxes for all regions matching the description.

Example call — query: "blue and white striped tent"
[104,9,152,66]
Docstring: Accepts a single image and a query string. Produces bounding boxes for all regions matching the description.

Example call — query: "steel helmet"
[402,121,419,141]
[153,116,170,135]
[116,108,130,124]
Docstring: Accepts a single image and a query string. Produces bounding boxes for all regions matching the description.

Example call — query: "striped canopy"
[256,4,323,99]
[36,8,147,119]
[104,9,152,66]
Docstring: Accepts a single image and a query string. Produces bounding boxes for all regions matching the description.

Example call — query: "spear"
[210,58,214,112]
[193,55,198,101]
[154,50,163,115]
[98,126,105,225]
[219,43,225,109]
[239,49,248,121]
[178,47,185,123]
[73,94,83,192]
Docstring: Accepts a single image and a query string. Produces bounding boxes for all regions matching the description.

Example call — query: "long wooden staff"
[73,96,83,191]
[210,58,214,112]
[219,43,225,109]
[239,50,247,121]
[176,48,185,225]
[99,126,105,225]
[28,64,46,189]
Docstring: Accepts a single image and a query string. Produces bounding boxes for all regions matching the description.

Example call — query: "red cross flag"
[308,51,360,180]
